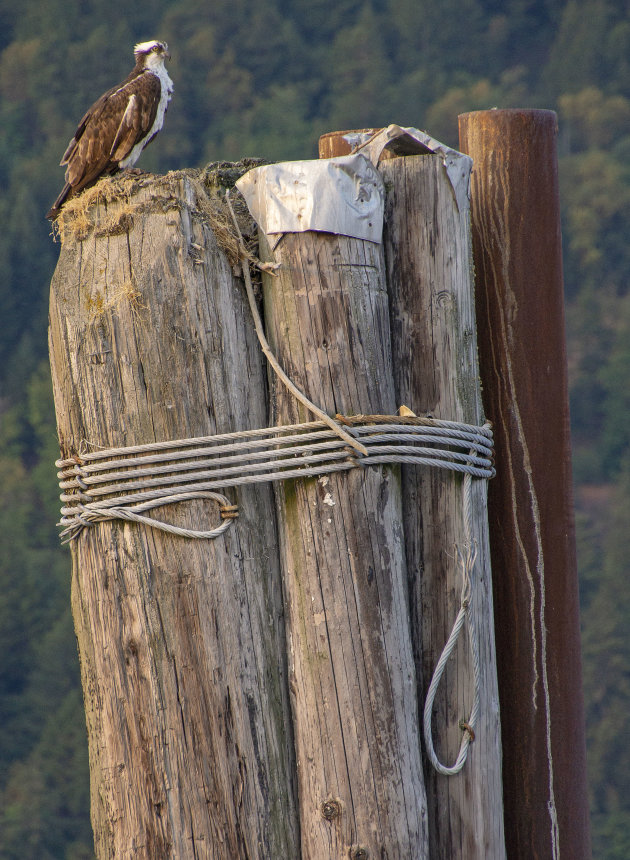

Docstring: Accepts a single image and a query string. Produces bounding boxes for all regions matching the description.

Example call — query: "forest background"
[0,0,628,857]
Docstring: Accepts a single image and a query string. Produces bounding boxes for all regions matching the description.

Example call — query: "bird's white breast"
[151,64,174,137]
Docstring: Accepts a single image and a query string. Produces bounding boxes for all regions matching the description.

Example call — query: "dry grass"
[51,164,264,271]
[51,175,139,243]
[86,277,146,324]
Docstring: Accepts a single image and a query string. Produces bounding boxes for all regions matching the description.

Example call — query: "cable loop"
[422,471,482,776]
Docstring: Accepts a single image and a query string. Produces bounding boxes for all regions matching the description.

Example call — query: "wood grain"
[262,231,429,859]
[48,173,299,858]
[381,154,506,859]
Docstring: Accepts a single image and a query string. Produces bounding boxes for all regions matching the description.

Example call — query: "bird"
[46,40,173,219]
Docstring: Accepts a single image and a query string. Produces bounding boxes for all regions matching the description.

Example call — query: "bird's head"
[134,40,171,69]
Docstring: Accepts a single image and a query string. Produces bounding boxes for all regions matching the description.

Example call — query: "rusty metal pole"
[458,109,591,859]
[318,128,378,157]
[318,128,396,159]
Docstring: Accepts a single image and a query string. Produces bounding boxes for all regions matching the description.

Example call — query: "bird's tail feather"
[46,183,72,220]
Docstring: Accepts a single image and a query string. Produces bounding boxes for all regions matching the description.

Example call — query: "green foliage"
[599,300,630,476]
[0,0,629,855]
[581,459,630,859]
[1,688,93,860]
[326,6,394,130]
[0,359,86,857]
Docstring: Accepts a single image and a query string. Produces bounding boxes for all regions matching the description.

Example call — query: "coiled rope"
[56,419,490,776]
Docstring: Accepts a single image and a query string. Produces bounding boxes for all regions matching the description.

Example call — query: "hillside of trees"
[1,1,629,856]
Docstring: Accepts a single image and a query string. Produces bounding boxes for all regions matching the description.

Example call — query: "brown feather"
[47,54,167,220]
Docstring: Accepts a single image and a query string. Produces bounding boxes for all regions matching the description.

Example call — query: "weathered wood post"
[246,159,429,857]
[48,169,299,858]
[319,129,506,859]
[381,153,505,859]
[459,109,592,858]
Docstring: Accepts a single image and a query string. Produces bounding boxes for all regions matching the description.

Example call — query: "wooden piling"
[318,128,395,160]
[458,108,592,858]
[260,231,429,859]
[320,129,506,858]
[380,153,505,859]
[48,171,299,859]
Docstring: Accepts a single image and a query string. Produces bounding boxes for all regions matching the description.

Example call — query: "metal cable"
[422,469,482,775]
[56,416,494,544]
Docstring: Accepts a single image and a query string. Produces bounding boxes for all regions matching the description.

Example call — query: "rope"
[422,469,481,775]
[58,419,488,775]
[224,189,368,457]
[56,417,494,544]
[64,490,237,542]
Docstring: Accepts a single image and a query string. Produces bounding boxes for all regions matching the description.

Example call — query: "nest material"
[86,278,145,324]
[51,160,267,267]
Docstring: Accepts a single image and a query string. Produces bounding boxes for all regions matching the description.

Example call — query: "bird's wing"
[62,75,160,193]
[109,74,162,161]
[60,78,128,167]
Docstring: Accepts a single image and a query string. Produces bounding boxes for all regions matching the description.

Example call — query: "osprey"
[46,40,173,219]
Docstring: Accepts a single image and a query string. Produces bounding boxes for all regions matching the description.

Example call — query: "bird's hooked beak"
[163,47,171,60]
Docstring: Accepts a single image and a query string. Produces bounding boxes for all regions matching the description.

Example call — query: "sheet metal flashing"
[235,124,472,245]
[235,153,384,247]
[354,124,473,213]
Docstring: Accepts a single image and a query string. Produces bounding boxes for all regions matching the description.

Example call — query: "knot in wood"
[351,846,369,860]
[320,799,341,821]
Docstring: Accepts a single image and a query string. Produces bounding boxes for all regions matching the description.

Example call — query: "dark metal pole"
[459,109,591,859]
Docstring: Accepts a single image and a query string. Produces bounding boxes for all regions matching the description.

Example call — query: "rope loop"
[422,470,482,776]
[58,490,235,544]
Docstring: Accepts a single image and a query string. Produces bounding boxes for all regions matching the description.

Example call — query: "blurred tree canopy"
[0,0,628,856]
